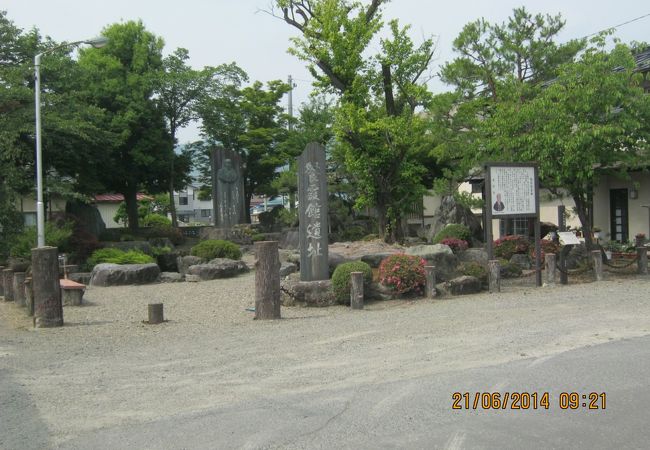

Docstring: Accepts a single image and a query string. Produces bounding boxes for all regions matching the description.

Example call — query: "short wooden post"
[254,241,281,320]
[592,250,603,282]
[350,272,364,310]
[637,247,648,275]
[147,303,164,324]
[488,260,501,293]
[425,265,437,298]
[25,277,34,316]
[13,272,26,307]
[0,265,5,298]
[546,253,557,285]
[559,246,570,285]
[3,269,14,301]
[31,246,63,328]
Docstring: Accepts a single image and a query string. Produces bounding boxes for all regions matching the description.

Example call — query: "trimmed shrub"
[440,238,469,253]
[142,214,172,227]
[432,224,472,244]
[494,235,530,260]
[87,248,155,267]
[458,261,487,282]
[331,261,373,304]
[378,254,426,295]
[190,239,241,260]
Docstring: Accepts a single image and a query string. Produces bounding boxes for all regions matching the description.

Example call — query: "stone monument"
[298,143,329,281]
[211,147,245,228]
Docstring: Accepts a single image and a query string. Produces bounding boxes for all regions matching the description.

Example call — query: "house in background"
[173,184,213,225]
[94,193,152,229]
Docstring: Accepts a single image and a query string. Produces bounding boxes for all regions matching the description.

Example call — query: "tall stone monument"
[298,143,329,281]
[210,147,245,228]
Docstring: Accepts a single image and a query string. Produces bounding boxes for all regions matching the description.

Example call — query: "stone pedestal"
[13,272,26,307]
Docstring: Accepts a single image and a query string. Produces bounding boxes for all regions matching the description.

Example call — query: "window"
[23,212,37,227]
[200,209,211,218]
[471,182,483,194]
[179,196,188,206]
[178,214,190,223]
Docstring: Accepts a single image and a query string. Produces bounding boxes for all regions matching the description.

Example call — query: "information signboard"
[489,166,536,216]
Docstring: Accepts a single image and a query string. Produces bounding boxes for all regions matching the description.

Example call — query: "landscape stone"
[361,253,395,268]
[405,244,459,281]
[160,272,183,283]
[458,248,488,265]
[177,256,205,276]
[510,254,532,270]
[186,258,248,281]
[427,195,484,242]
[280,229,299,250]
[279,262,297,277]
[328,252,355,275]
[156,252,179,272]
[366,282,399,301]
[90,263,160,287]
[185,274,200,282]
[280,279,335,307]
[447,275,482,295]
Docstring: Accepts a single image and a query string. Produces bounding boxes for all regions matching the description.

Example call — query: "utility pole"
[288,75,295,131]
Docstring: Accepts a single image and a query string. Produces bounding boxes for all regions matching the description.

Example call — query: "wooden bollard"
[592,250,603,282]
[425,265,437,298]
[13,272,26,307]
[25,277,34,316]
[3,269,14,301]
[0,265,4,298]
[488,260,501,293]
[637,247,648,275]
[254,241,281,320]
[32,247,63,328]
[147,303,164,324]
[546,253,557,285]
[350,272,364,310]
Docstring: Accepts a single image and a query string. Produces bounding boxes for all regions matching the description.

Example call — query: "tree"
[274,0,437,242]
[77,21,174,230]
[197,65,290,223]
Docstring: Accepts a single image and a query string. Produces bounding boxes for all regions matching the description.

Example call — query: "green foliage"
[432,224,472,244]
[252,233,266,242]
[458,262,487,282]
[276,208,298,228]
[87,248,155,267]
[335,225,366,243]
[142,213,172,227]
[10,222,74,259]
[331,261,373,304]
[150,246,172,257]
[498,259,523,278]
[378,254,426,295]
[494,236,530,260]
[190,239,241,260]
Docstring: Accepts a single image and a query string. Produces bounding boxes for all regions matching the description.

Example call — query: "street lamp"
[34,36,108,247]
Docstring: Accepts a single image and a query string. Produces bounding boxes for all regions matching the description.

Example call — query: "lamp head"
[85,36,109,48]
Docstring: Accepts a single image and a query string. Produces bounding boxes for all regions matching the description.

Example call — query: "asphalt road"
[10,335,644,450]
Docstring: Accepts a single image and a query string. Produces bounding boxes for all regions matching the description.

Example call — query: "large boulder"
[328,252,356,275]
[160,272,183,283]
[280,279,335,307]
[177,255,205,276]
[458,248,488,265]
[361,253,396,268]
[405,244,459,281]
[427,195,483,242]
[66,200,106,237]
[280,229,299,250]
[447,275,482,295]
[186,258,248,281]
[279,262,297,277]
[90,263,160,287]
[156,252,180,272]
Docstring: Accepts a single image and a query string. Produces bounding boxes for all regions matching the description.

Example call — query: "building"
[173,185,214,225]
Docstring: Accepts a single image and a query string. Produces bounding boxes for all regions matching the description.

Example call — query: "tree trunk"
[254,241,281,320]
[573,195,594,249]
[376,198,388,241]
[32,246,63,328]
[124,189,139,231]
[169,157,178,227]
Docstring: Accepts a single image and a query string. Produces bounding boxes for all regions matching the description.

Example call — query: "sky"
[4,0,649,143]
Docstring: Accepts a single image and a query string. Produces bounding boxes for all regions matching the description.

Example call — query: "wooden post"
[637,247,648,275]
[488,260,501,293]
[425,265,437,298]
[147,303,164,324]
[13,272,26,307]
[25,277,34,316]
[0,265,4,298]
[545,253,557,285]
[350,272,364,310]
[3,269,14,301]
[254,241,281,320]
[592,250,603,282]
[31,246,63,328]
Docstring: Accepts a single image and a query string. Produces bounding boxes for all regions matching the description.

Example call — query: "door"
[609,189,629,242]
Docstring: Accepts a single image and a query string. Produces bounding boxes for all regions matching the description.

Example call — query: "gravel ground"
[2,272,650,448]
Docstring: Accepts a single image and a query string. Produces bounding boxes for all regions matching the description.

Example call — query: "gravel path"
[2,273,650,448]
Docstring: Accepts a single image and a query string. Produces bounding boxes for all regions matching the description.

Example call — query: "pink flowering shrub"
[494,235,530,260]
[378,254,426,295]
[440,238,469,253]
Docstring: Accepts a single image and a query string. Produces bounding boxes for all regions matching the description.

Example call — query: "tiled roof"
[94,193,152,203]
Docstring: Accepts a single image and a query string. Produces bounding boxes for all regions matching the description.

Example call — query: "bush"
[142,214,171,227]
[432,224,472,244]
[331,261,373,304]
[530,239,561,264]
[87,248,155,267]
[190,239,241,260]
[440,238,468,253]
[458,261,487,282]
[150,246,172,257]
[144,224,184,245]
[378,254,426,295]
[498,259,522,278]
[252,233,266,242]
[494,235,530,260]
[10,221,74,259]
[336,225,366,242]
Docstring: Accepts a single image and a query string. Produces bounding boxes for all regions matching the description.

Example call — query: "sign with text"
[489,166,537,216]
[558,232,581,246]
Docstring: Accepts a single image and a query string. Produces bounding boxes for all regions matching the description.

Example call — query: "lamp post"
[34,36,108,247]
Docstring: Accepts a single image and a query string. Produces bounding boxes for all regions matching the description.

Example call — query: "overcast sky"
[4,0,649,143]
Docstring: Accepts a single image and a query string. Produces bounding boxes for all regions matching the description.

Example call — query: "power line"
[582,12,650,39]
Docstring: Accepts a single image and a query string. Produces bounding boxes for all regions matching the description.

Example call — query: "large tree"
[274,0,436,242]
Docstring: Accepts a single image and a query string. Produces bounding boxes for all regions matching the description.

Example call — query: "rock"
[186,258,248,281]
[283,251,301,266]
[447,275,482,295]
[281,279,335,307]
[280,229,299,250]
[361,253,395,268]
[366,282,399,300]
[185,274,200,282]
[566,244,590,269]
[510,254,532,270]
[69,272,92,285]
[426,195,484,242]
[279,262,297,277]
[328,252,355,275]
[458,248,488,265]
[405,244,459,281]
[66,200,106,237]
[156,252,179,272]
[160,272,183,283]
[107,241,153,255]
[90,263,160,287]
[500,262,522,279]
[177,256,205,276]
